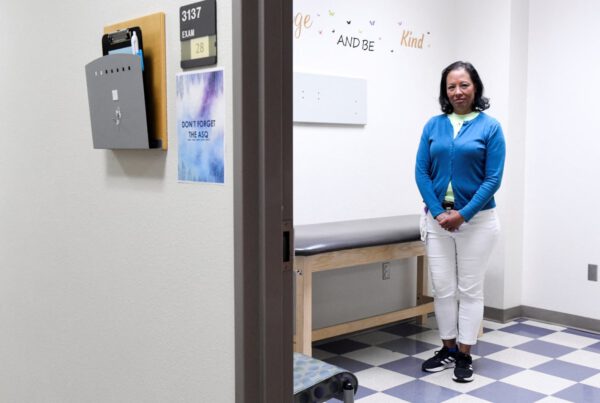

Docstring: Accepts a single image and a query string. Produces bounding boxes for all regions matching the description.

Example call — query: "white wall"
[293,0,456,327]
[293,0,454,225]
[294,0,527,327]
[453,0,529,311]
[296,0,600,326]
[524,0,600,320]
[503,0,528,310]
[0,1,235,402]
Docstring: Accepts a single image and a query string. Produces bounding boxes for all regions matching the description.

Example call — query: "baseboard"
[484,305,600,334]
[484,306,523,323]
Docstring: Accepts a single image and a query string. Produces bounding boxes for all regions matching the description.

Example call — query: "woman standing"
[415,61,505,383]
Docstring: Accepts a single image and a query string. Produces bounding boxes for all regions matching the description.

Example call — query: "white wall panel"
[0,1,235,401]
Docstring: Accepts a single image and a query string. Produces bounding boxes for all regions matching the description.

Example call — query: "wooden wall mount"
[104,12,167,150]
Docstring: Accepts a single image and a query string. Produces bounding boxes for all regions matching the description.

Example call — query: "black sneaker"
[421,346,457,372]
[453,352,474,383]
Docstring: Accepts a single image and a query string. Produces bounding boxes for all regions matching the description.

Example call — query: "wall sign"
[180,0,217,69]
[292,7,433,54]
[176,69,225,184]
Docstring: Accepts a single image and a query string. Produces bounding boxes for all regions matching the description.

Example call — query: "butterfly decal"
[346,20,351,24]
[328,10,335,16]
[369,20,375,26]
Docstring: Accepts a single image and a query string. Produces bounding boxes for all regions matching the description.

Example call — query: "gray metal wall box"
[85,54,155,149]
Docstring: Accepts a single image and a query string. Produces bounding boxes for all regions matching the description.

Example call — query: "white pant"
[424,208,500,345]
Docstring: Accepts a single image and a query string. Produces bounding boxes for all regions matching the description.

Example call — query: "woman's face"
[446,68,476,115]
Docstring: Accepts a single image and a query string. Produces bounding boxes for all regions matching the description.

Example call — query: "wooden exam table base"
[294,240,434,356]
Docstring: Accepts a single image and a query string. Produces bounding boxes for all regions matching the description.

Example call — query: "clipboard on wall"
[103,12,168,150]
[102,27,143,57]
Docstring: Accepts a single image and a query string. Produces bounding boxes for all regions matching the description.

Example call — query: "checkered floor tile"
[314,318,600,402]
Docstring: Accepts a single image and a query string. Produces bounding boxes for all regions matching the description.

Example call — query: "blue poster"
[176,69,225,184]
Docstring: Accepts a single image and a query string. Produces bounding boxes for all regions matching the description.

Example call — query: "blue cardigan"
[415,112,506,221]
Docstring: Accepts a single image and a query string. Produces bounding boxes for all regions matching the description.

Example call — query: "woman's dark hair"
[439,61,490,114]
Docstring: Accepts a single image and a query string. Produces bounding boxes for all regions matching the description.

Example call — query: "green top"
[445,112,480,203]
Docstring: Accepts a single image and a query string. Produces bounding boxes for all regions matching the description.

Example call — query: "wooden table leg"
[416,254,428,325]
[294,257,312,355]
[294,257,303,353]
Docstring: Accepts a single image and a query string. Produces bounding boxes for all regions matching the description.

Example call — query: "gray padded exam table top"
[294,215,421,257]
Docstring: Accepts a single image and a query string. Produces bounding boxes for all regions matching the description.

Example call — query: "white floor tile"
[581,372,600,388]
[350,330,402,346]
[413,347,439,361]
[478,330,533,347]
[354,367,414,391]
[521,320,566,332]
[356,393,409,403]
[423,316,439,330]
[481,320,517,330]
[406,329,443,346]
[344,346,407,366]
[485,348,552,369]
[501,369,575,395]
[539,331,599,349]
[535,397,574,403]
[421,370,495,393]
[412,347,481,362]
[413,346,441,360]
[558,349,600,370]
[443,394,492,402]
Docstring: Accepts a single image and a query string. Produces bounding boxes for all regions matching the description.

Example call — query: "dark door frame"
[233,0,293,401]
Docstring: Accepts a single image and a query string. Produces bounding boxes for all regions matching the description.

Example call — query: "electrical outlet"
[382,262,391,280]
[589,264,598,282]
